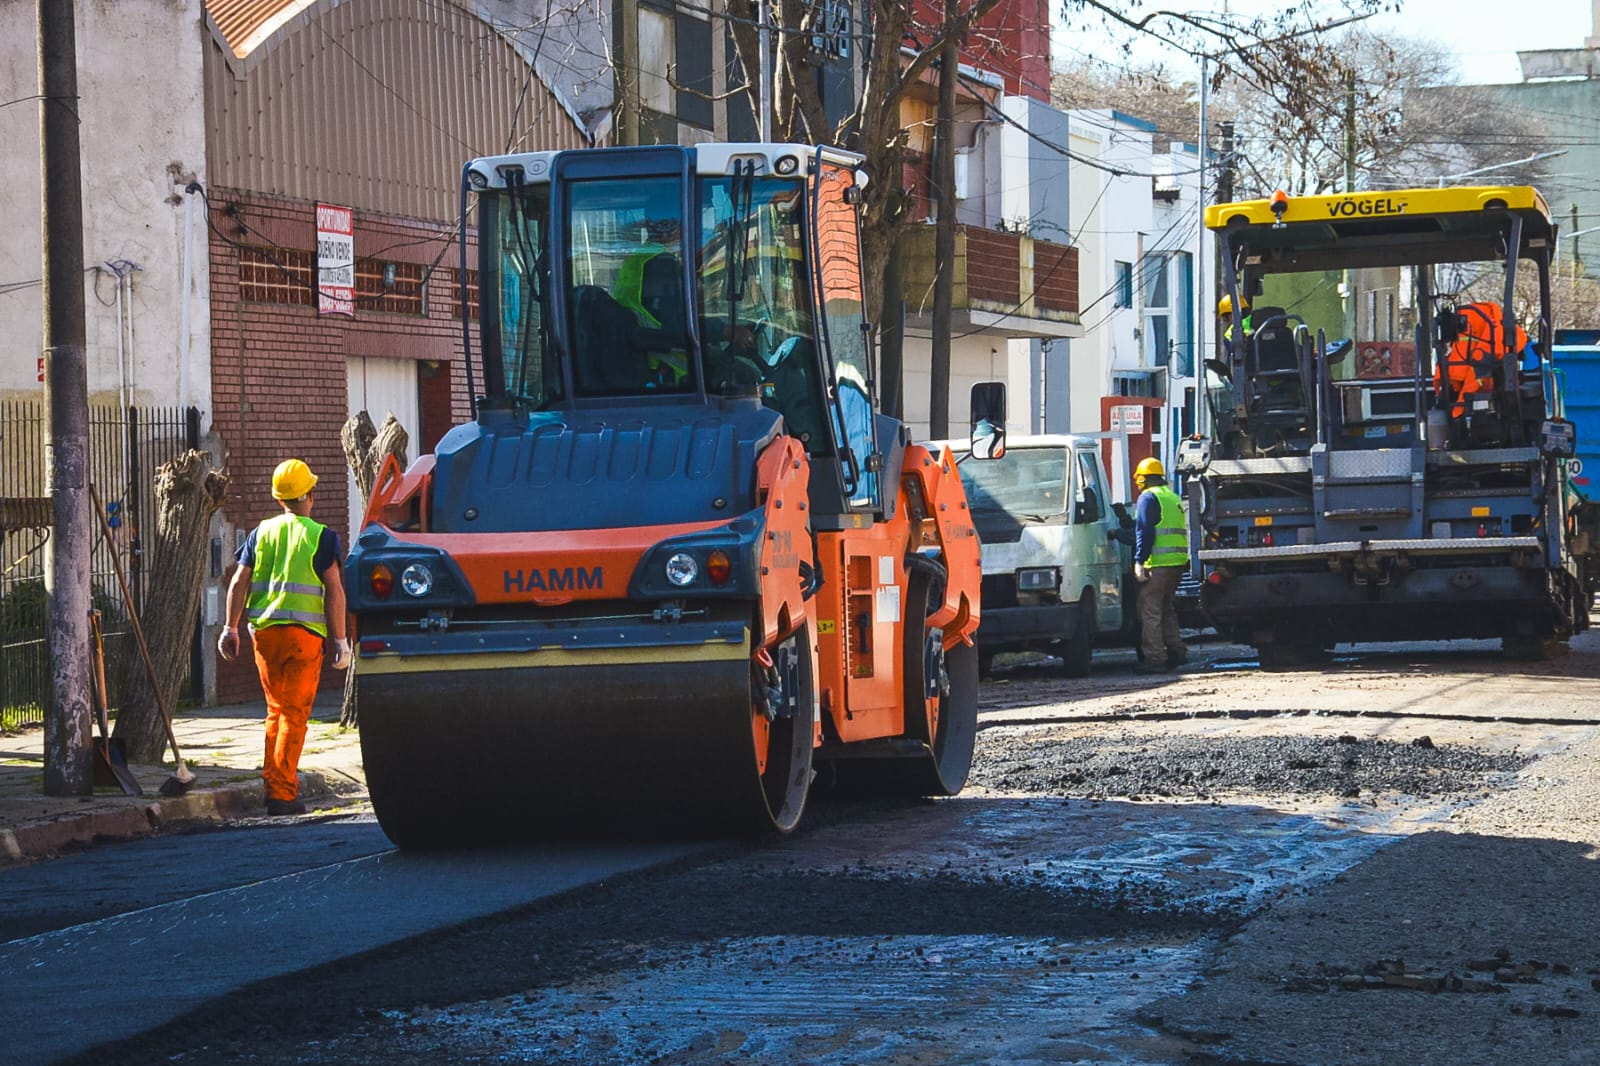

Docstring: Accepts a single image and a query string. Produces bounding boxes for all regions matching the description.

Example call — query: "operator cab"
[462,143,888,519]
[1210,186,1558,458]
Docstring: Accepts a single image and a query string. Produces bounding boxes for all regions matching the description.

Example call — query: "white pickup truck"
[939,434,1134,676]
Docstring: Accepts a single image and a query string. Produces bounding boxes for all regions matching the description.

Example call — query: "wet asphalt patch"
[972,730,1532,802]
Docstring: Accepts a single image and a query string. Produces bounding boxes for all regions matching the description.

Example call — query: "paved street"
[6,628,1598,1064]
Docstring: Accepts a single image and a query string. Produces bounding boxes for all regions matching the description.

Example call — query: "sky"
[1052,0,1596,86]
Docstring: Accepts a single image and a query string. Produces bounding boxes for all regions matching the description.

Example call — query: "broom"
[90,485,197,797]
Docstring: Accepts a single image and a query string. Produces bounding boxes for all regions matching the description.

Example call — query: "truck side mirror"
[970,381,1007,461]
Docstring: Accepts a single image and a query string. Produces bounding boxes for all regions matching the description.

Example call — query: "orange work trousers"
[252,624,325,802]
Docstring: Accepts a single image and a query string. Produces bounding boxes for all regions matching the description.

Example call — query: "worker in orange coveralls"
[218,458,351,815]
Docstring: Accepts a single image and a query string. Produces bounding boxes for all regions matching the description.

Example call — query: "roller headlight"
[400,562,435,597]
[665,552,699,587]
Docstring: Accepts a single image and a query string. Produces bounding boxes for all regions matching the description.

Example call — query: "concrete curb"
[0,770,349,866]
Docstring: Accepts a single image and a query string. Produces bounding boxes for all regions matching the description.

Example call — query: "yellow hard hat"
[271,458,318,500]
[1134,457,1165,479]
[1217,294,1248,317]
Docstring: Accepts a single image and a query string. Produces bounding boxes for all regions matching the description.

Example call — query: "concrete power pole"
[38,0,94,797]
[928,0,960,441]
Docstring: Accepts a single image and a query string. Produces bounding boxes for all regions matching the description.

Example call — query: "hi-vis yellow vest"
[1146,485,1189,568]
[246,513,328,637]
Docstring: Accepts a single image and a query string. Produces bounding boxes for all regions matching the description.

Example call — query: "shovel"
[89,610,143,796]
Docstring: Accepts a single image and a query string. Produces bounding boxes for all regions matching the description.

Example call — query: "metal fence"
[0,403,201,731]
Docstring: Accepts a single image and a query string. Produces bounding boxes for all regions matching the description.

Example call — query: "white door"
[346,357,420,545]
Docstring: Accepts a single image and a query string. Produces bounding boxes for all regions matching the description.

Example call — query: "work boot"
[1166,647,1190,670]
[265,797,307,816]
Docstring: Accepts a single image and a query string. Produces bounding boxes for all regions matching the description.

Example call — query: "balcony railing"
[900,223,1080,338]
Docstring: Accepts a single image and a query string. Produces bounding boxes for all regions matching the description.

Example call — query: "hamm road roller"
[345,143,985,847]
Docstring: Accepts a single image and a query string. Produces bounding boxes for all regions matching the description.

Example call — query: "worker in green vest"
[1219,294,1252,360]
[218,458,351,815]
[613,245,689,386]
[1130,456,1190,673]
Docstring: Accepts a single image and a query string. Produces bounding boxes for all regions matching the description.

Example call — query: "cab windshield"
[958,449,1069,517]
[564,175,694,397]
[697,175,825,444]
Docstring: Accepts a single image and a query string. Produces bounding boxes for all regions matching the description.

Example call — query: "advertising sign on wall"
[316,203,355,316]
[1109,404,1146,434]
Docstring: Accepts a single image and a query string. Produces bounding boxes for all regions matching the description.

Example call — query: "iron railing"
[0,403,201,730]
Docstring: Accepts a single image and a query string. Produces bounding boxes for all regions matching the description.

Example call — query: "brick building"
[201,0,590,701]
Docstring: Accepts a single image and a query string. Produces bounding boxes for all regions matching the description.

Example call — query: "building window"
[811,0,851,57]
[675,11,713,129]
[240,246,313,306]
[1142,253,1169,309]
[639,6,674,115]
[1111,371,1156,397]
[355,258,425,315]
[1141,252,1172,369]
[1114,260,1133,309]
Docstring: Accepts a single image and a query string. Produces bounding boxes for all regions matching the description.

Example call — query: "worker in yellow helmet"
[1131,456,1189,673]
[218,458,351,815]
[1218,294,1252,359]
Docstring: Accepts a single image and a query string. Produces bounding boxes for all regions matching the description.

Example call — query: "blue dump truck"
[1554,330,1600,497]
[1554,330,1600,608]
[1178,186,1600,667]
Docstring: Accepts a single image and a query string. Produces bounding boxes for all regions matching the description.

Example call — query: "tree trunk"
[112,451,227,763]
[340,412,410,728]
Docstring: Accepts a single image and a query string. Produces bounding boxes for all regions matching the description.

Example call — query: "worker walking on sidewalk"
[1129,457,1189,673]
[218,459,352,815]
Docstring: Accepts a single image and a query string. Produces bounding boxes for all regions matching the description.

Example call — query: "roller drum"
[357,627,814,847]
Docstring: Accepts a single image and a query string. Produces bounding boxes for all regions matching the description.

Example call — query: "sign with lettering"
[1109,404,1145,434]
[316,202,355,316]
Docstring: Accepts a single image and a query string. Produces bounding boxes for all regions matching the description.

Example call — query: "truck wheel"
[1061,598,1095,678]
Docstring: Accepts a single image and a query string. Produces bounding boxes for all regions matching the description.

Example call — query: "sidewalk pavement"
[0,692,368,865]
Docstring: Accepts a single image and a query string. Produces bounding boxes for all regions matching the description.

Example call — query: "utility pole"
[1343,71,1356,340]
[38,0,94,796]
[1217,121,1235,204]
[616,0,640,145]
[1193,56,1209,441]
[928,0,960,440]
[757,0,772,141]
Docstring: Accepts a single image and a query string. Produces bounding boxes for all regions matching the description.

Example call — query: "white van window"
[958,449,1068,517]
[1074,449,1105,523]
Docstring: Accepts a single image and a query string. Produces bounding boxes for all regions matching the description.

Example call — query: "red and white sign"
[316,203,355,316]
[1109,404,1146,434]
